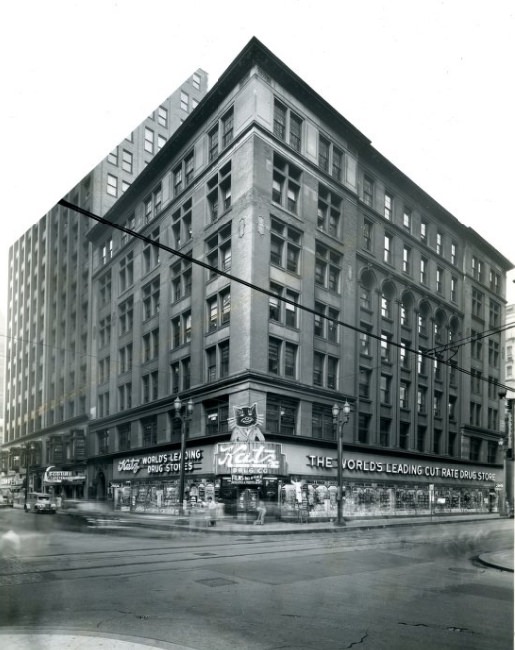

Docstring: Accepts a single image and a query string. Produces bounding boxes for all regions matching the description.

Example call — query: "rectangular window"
[380,374,391,404]
[142,278,160,320]
[363,176,374,207]
[363,219,372,251]
[451,276,457,302]
[143,184,162,222]
[471,288,483,319]
[206,341,230,381]
[315,242,342,293]
[403,208,411,231]
[144,127,154,154]
[157,105,168,127]
[380,418,390,447]
[222,108,233,147]
[489,300,500,327]
[270,216,301,273]
[402,246,411,274]
[206,288,230,332]
[289,112,302,152]
[272,153,301,214]
[118,296,134,335]
[436,267,443,294]
[269,283,299,328]
[207,161,231,221]
[268,338,297,378]
[436,231,443,255]
[469,436,481,461]
[312,404,335,441]
[107,173,118,197]
[171,311,191,349]
[119,252,134,293]
[384,192,393,220]
[122,150,133,174]
[273,100,287,140]
[180,91,189,112]
[451,241,457,265]
[319,136,330,172]
[171,199,192,249]
[317,184,342,237]
[206,222,232,278]
[384,234,392,264]
[380,333,391,361]
[107,148,118,165]
[267,396,297,436]
[208,125,219,162]
[420,220,427,243]
[420,257,427,284]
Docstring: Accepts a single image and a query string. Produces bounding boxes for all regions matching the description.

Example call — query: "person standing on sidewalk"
[254,500,267,525]
[207,497,217,526]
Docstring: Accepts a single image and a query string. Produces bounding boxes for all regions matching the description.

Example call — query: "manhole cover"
[196,577,237,587]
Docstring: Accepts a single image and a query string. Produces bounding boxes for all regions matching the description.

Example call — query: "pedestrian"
[207,497,217,526]
[254,500,266,525]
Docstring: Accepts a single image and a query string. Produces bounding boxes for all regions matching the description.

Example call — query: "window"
[119,343,132,374]
[360,327,371,356]
[315,242,342,292]
[317,184,342,236]
[206,340,230,381]
[358,414,371,444]
[312,404,335,440]
[97,430,109,455]
[436,231,443,255]
[490,269,500,294]
[157,105,168,127]
[436,267,443,294]
[471,288,483,319]
[121,214,135,246]
[206,222,232,278]
[379,418,390,447]
[107,173,118,197]
[433,429,442,454]
[313,303,339,341]
[380,333,391,362]
[107,148,118,165]
[403,209,411,232]
[171,199,193,249]
[471,369,482,394]
[270,217,301,273]
[384,192,393,220]
[208,126,219,162]
[470,403,482,427]
[418,349,427,375]
[98,393,109,418]
[380,374,391,404]
[173,152,195,197]
[119,252,134,293]
[192,72,201,90]
[207,161,231,220]
[207,289,231,332]
[399,381,409,409]
[122,150,133,174]
[143,183,162,222]
[420,257,428,284]
[420,220,427,243]
[268,337,297,378]
[118,296,134,335]
[274,100,303,152]
[272,153,301,214]
[471,330,483,361]
[118,425,131,451]
[144,127,154,154]
[269,283,299,328]
[451,241,457,265]
[400,305,411,328]
[433,392,442,417]
[142,228,160,272]
[170,357,191,394]
[157,135,166,152]
[142,416,158,444]
[180,91,189,112]
[359,368,371,399]
[488,407,498,430]
[118,383,132,411]
[489,300,500,327]
[363,176,374,207]
[451,276,457,302]
[313,353,338,389]
[142,278,160,320]
[171,311,191,348]
[469,436,481,461]
[487,441,498,464]
[381,294,392,319]
[360,286,371,310]
[488,339,499,367]
[363,219,372,251]
[417,426,426,452]
[171,259,192,302]
[266,396,297,436]
[99,316,112,348]
[399,422,410,450]
[318,136,330,172]
[98,356,111,384]
[383,234,392,264]
[205,398,230,436]
[221,108,233,147]
[400,341,410,369]
[402,246,411,274]
[142,328,159,363]
[448,431,456,456]
[472,256,483,282]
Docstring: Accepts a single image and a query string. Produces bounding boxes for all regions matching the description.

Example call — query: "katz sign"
[116,449,204,476]
[215,442,286,475]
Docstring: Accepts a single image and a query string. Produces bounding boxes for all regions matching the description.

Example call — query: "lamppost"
[498,390,514,517]
[174,396,194,516]
[332,400,351,527]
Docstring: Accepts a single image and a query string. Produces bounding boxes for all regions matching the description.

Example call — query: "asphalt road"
[0,509,513,650]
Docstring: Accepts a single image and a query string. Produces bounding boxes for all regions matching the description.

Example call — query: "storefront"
[43,467,87,503]
[110,445,215,514]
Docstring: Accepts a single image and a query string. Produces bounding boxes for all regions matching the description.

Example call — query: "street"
[0,509,513,650]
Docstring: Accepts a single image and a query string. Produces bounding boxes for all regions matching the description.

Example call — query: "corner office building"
[1,70,208,501]
[7,38,512,520]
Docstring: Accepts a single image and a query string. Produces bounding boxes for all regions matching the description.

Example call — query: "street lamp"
[174,396,194,516]
[498,390,514,517]
[332,400,351,527]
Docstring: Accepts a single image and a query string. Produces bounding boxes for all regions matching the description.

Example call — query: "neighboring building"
[504,304,515,397]
[0,70,208,500]
[0,308,5,445]
[83,38,512,520]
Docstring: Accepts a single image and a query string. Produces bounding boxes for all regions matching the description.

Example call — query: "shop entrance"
[219,477,279,520]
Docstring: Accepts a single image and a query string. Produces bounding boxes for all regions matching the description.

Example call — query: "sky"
[1,0,514,310]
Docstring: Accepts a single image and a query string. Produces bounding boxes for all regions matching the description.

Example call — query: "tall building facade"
[1,70,208,499]
[83,39,512,519]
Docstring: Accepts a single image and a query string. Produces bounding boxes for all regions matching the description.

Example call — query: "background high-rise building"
[0,69,208,496]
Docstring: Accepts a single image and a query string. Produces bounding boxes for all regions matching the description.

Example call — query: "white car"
[24,492,57,514]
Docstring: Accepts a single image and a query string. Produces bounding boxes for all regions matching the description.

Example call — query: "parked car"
[24,492,57,514]
[0,488,13,507]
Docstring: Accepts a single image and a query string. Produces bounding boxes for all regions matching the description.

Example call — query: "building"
[83,38,512,520]
[0,69,208,502]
